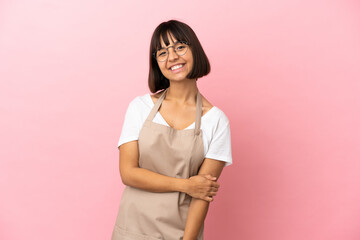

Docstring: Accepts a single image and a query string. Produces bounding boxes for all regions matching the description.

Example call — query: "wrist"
[176,178,189,194]
[183,231,197,240]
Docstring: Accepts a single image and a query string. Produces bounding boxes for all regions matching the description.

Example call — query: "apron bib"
[112,88,205,240]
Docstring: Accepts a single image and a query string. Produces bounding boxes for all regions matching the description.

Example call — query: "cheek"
[158,64,171,78]
[187,56,194,70]
[187,53,194,67]
[158,63,167,73]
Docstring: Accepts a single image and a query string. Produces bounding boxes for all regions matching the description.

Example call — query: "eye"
[175,42,187,52]
[157,50,167,57]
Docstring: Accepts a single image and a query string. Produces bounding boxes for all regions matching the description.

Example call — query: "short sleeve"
[117,98,141,148]
[205,113,232,167]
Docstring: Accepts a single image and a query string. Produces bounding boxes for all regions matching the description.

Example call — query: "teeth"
[171,64,183,70]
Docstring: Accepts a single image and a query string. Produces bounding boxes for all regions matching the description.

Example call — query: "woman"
[111,20,232,240]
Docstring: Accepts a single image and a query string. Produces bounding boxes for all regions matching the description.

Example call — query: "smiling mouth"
[169,64,185,70]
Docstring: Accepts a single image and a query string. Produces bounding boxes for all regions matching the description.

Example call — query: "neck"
[166,79,198,104]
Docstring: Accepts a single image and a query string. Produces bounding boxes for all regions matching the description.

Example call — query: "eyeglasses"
[153,41,190,62]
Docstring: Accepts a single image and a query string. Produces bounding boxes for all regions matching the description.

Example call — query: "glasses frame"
[153,41,190,62]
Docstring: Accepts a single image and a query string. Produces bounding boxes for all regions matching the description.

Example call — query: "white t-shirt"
[118,93,232,167]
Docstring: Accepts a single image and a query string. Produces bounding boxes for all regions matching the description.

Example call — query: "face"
[156,33,194,82]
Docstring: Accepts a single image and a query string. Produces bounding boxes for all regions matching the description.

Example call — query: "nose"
[167,47,179,62]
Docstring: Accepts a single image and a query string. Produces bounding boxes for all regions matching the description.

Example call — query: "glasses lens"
[174,42,188,56]
[156,49,168,62]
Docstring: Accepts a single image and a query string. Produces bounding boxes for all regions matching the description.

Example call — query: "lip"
[169,63,186,73]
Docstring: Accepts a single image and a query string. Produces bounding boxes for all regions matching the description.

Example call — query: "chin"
[168,76,189,82]
[167,73,190,82]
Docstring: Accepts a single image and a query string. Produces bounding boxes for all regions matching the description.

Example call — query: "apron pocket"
[112,225,162,240]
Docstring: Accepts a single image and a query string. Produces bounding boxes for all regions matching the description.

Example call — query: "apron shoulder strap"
[146,88,168,121]
[194,90,202,135]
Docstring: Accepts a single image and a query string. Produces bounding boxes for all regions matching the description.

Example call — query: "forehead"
[153,26,189,50]
[159,32,178,47]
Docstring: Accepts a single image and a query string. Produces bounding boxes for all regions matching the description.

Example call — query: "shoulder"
[127,93,153,109]
[213,107,230,122]
[121,93,153,129]
[123,93,153,120]
[207,106,230,126]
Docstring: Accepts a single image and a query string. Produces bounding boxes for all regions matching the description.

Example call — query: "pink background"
[1,0,360,239]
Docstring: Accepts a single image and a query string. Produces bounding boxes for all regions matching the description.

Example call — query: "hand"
[186,174,219,202]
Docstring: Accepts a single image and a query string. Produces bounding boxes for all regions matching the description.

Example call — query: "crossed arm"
[119,140,225,239]
[183,159,225,240]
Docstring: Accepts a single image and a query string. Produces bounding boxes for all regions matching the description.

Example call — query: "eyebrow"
[159,40,184,49]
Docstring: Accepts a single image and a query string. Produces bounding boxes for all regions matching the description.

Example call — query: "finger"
[204,196,213,202]
[200,174,214,181]
[211,182,220,188]
[208,187,218,193]
[207,186,216,192]
[208,192,217,197]
[205,175,216,180]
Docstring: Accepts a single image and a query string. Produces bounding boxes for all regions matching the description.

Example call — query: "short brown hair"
[148,20,211,93]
